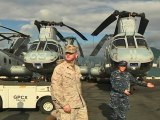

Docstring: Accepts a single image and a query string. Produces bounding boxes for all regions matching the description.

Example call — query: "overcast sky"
[0,0,160,55]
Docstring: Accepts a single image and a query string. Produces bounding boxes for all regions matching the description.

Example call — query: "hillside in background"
[78,47,160,65]
[151,47,160,62]
[78,47,160,77]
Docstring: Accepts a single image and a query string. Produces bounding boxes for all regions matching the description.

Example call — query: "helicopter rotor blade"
[75,39,84,57]
[0,25,30,37]
[114,21,118,36]
[113,18,120,36]
[34,20,41,32]
[55,28,66,42]
[34,20,87,41]
[90,34,109,56]
[0,34,12,41]
[91,10,118,36]
[58,22,88,41]
[0,34,16,41]
[138,17,149,35]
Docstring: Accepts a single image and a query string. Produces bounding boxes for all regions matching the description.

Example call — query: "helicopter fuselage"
[88,10,153,79]
[24,39,64,74]
[0,50,32,79]
[105,33,154,76]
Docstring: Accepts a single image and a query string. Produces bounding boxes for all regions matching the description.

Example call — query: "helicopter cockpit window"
[112,39,126,48]
[136,39,147,48]
[29,43,38,51]
[58,45,63,54]
[4,58,7,64]
[127,36,136,48]
[45,43,58,52]
[37,41,45,50]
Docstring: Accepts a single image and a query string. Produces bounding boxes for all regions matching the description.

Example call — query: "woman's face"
[118,66,126,72]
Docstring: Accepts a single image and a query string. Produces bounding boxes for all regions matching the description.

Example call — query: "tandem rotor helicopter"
[0,26,32,80]
[23,20,88,81]
[87,10,154,79]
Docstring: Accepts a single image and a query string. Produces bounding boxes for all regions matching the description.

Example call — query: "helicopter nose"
[33,63,43,69]
[116,48,153,62]
[50,52,59,62]
[128,63,140,70]
[34,52,59,69]
[24,51,59,62]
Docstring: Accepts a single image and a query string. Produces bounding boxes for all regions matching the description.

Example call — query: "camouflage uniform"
[51,45,88,120]
[109,70,147,120]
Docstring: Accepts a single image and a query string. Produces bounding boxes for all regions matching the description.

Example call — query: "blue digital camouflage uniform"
[109,70,147,120]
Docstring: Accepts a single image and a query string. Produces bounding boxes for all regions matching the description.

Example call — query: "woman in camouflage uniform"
[109,61,154,120]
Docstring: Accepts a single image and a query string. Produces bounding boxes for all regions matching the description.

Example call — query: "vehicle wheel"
[39,97,55,114]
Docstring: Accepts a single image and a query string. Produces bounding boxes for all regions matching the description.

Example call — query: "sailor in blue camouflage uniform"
[109,61,154,120]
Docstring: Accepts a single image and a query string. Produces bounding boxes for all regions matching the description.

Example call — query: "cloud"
[0,0,159,32]
[20,22,35,35]
[0,0,159,50]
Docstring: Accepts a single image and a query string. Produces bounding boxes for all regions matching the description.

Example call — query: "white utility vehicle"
[0,81,54,114]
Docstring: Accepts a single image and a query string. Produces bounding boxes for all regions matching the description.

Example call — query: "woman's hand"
[124,89,130,96]
[147,83,154,88]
